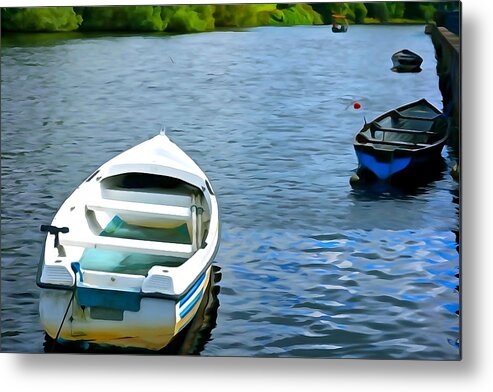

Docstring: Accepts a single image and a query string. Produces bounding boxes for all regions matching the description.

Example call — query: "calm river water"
[1,25,459,359]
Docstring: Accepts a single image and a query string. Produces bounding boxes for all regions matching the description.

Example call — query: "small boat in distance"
[391,49,423,72]
[37,131,220,351]
[332,14,348,33]
[353,99,449,181]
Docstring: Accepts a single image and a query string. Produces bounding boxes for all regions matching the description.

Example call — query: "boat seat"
[369,139,428,148]
[356,133,428,148]
[86,199,192,221]
[391,110,440,121]
[371,123,436,136]
[60,234,194,258]
[102,188,192,208]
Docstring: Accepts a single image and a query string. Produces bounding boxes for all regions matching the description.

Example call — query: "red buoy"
[353,102,361,109]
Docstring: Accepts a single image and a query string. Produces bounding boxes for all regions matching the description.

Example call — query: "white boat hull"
[37,133,220,351]
[40,267,212,351]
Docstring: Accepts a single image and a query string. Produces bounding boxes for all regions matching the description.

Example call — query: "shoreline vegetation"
[1,3,456,34]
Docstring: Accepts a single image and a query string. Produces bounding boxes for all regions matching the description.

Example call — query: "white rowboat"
[37,132,220,351]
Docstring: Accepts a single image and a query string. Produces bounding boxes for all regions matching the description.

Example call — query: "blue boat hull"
[355,150,412,180]
[354,144,445,181]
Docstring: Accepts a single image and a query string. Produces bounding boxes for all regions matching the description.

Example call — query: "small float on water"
[353,99,448,181]
[391,49,423,72]
[37,131,220,351]
[331,14,348,33]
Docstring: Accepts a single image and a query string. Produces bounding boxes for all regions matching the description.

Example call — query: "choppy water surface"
[1,25,459,359]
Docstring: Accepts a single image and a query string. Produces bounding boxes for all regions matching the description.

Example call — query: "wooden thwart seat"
[87,199,191,221]
[61,235,194,258]
[371,123,436,136]
[102,188,192,208]
[370,140,429,148]
[391,109,440,121]
[357,132,428,148]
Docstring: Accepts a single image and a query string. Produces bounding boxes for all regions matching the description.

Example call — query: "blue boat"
[353,99,449,181]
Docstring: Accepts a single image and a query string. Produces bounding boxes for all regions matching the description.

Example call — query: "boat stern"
[38,257,215,351]
[355,147,412,180]
[40,287,178,351]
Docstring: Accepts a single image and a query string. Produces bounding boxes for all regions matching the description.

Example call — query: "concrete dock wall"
[430,25,461,153]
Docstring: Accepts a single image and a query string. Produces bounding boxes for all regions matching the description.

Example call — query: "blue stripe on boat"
[356,151,411,180]
[179,289,203,319]
[179,272,206,307]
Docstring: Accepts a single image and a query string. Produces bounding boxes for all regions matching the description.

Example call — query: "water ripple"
[1,25,459,359]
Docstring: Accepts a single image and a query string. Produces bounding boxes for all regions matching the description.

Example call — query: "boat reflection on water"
[160,265,222,355]
[44,265,222,355]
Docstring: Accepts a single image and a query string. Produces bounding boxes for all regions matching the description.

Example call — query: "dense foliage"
[1,3,455,33]
[1,6,82,31]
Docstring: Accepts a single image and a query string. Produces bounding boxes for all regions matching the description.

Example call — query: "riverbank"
[362,17,427,25]
[1,3,442,33]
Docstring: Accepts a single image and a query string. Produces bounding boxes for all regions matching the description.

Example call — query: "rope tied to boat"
[50,262,83,352]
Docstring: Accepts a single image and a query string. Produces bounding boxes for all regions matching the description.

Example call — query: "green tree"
[1,7,82,31]
[419,4,437,22]
[79,6,164,31]
[403,1,425,19]
[270,4,323,26]
[387,2,405,18]
[349,3,368,23]
[365,2,390,22]
[165,5,215,33]
[213,4,276,27]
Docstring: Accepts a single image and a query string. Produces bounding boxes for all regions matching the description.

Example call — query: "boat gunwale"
[353,99,449,152]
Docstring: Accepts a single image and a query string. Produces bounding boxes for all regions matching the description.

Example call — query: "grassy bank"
[362,17,427,24]
[1,3,458,33]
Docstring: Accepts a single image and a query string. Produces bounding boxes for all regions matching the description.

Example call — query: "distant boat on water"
[331,14,348,33]
[391,49,423,72]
